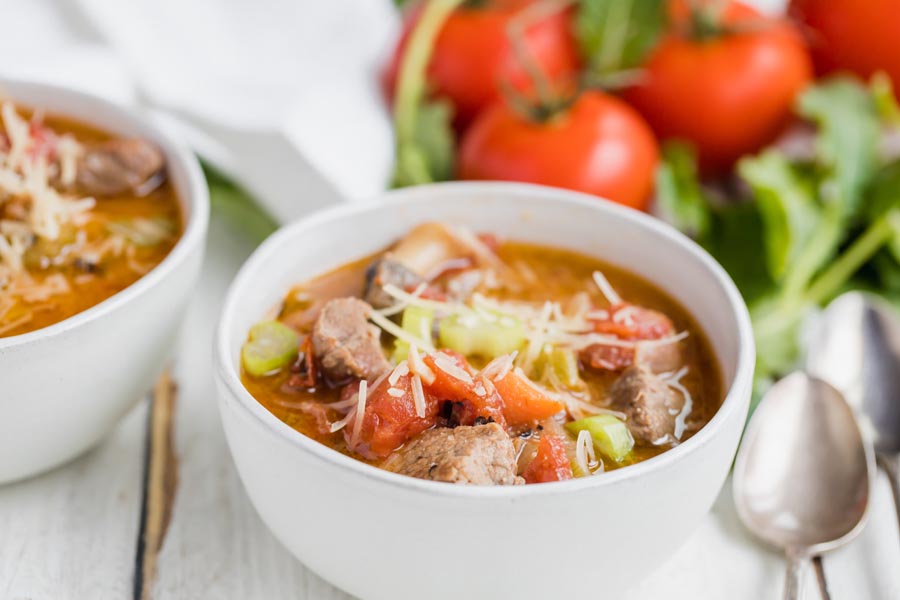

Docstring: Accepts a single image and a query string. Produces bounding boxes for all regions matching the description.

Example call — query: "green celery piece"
[655,141,712,238]
[566,415,634,463]
[737,150,821,285]
[241,320,300,377]
[439,311,526,359]
[392,306,435,362]
[546,346,582,388]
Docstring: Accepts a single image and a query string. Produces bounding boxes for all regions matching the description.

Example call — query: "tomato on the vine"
[458,90,660,210]
[789,0,900,98]
[383,0,581,129]
[624,1,812,173]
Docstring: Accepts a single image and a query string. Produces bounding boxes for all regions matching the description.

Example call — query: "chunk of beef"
[363,257,424,309]
[76,138,165,196]
[609,365,681,444]
[311,298,390,383]
[383,423,524,485]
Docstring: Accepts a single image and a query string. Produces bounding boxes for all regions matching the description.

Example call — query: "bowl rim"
[0,78,209,349]
[216,181,755,498]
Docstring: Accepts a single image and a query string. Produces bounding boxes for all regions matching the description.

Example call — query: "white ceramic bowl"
[215,182,754,600]
[0,80,208,483]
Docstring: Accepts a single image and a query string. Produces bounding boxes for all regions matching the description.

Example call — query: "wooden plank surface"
[148,214,349,600]
[0,400,146,600]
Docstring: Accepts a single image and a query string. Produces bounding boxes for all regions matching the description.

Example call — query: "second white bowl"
[216,182,754,599]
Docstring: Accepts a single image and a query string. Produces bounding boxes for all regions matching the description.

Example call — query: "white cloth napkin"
[0,0,399,223]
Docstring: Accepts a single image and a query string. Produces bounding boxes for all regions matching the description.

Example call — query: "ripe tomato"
[458,90,660,210]
[789,0,900,97]
[624,2,812,173]
[384,0,580,129]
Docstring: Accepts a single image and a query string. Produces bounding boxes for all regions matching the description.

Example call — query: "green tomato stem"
[394,0,464,157]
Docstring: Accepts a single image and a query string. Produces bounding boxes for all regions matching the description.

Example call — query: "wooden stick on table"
[133,369,180,600]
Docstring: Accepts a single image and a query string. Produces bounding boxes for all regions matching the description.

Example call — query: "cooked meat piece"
[634,341,683,373]
[363,256,424,309]
[311,297,390,382]
[76,138,165,196]
[609,365,681,444]
[383,423,524,485]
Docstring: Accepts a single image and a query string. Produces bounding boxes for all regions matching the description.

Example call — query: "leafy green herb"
[871,72,900,126]
[391,0,463,187]
[659,76,900,397]
[737,150,820,284]
[204,163,278,245]
[655,142,711,238]
[575,0,665,80]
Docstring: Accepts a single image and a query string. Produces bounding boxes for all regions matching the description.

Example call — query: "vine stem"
[393,0,464,150]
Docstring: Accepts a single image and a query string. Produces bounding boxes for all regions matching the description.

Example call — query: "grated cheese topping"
[0,101,103,324]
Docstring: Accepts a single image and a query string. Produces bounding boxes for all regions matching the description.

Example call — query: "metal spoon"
[734,372,874,600]
[806,291,900,530]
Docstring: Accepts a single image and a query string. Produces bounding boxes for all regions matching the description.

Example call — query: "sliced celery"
[438,310,526,359]
[241,320,300,376]
[547,346,582,388]
[392,306,434,362]
[566,415,634,463]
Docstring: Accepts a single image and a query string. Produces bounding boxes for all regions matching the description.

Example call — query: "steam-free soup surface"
[241,224,722,485]
[0,102,181,337]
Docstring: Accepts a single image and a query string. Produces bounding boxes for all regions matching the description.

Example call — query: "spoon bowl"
[734,372,874,598]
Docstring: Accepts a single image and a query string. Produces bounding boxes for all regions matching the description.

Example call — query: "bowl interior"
[0,78,208,347]
[219,182,754,489]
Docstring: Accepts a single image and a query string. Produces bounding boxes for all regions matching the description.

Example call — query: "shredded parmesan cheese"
[369,309,435,351]
[433,351,473,384]
[592,271,622,306]
[407,344,436,385]
[349,380,368,445]
[575,429,599,476]
[388,361,410,386]
[410,374,426,418]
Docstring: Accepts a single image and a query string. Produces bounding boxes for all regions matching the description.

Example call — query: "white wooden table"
[2,212,899,600]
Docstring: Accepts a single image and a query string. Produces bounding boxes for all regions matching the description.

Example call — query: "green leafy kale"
[658,76,900,407]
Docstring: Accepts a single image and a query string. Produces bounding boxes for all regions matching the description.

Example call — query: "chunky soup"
[242,223,722,485]
[0,101,181,337]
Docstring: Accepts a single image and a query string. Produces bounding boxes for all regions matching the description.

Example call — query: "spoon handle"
[783,552,807,600]
[876,453,900,532]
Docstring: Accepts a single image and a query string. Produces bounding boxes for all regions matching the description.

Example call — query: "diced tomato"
[592,304,674,340]
[424,352,507,427]
[286,336,318,389]
[344,375,440,459]
[522,434,573,484]
[408,284,448,302]
[493,369,565,426]
[581,304,675,372]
